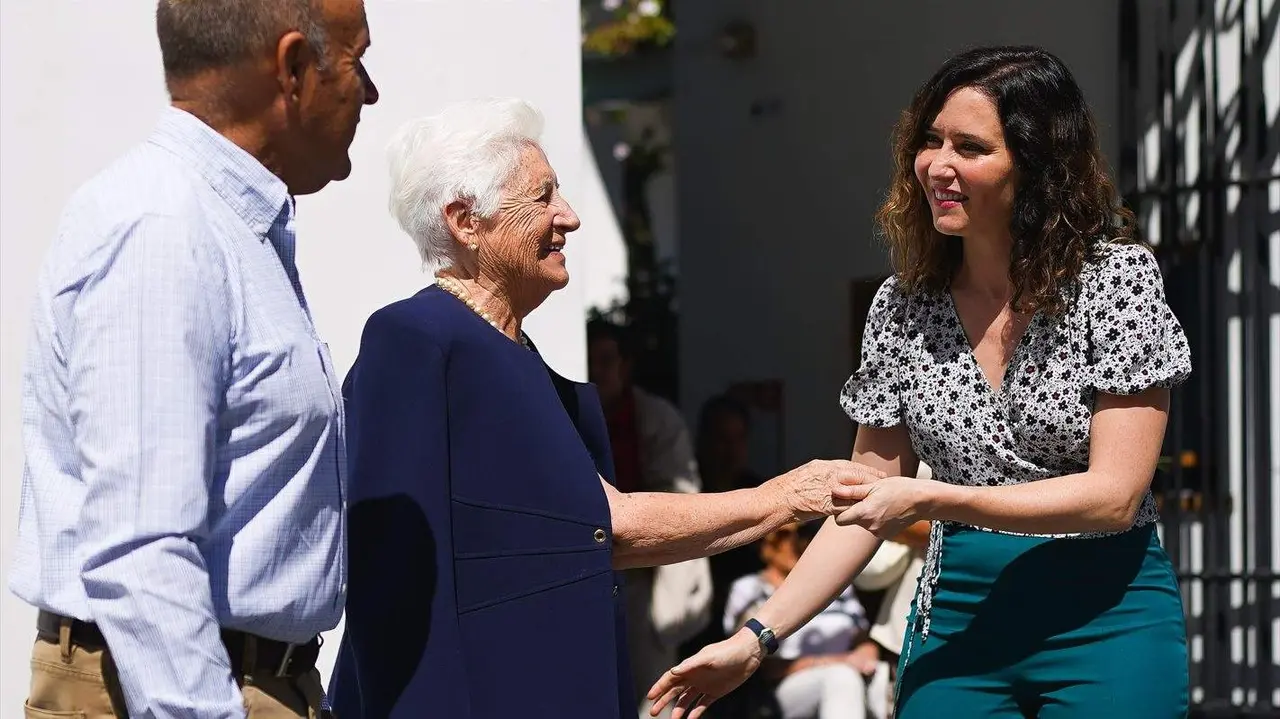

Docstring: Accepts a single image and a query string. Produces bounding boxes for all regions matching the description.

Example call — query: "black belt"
[36,610,320,679]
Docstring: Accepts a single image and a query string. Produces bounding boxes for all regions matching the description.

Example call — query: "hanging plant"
[582,0,676,58]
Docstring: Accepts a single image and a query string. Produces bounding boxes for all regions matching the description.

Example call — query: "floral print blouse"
[839,242,1191,643]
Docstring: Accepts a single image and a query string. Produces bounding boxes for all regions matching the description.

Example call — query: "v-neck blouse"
[840,242,1191,535]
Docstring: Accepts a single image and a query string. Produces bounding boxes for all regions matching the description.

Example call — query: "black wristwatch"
[743,618,779,656]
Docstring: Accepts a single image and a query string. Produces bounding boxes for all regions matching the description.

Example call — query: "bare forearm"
[609,484,796,569]
[931,389,1164,534]
[753,520,882,640]
[929,470,1144,534]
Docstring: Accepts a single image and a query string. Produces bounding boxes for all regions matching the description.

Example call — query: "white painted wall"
[0,0,620,706]
[674,0,1122,469]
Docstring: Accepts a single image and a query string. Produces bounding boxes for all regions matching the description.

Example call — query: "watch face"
[759,628,777,653]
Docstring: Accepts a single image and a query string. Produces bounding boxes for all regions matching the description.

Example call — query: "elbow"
[606,495,669,569]
[610,547,643,570]
[609,536,648,570]
[1096,495,1144,534]
[608,499,636,548]
[606,499,643,568]
[610,529,637,565]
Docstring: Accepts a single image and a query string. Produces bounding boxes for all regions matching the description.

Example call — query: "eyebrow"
[925,127,994,145]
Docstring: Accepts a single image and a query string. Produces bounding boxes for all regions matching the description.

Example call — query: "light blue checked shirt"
[10,107,347,718]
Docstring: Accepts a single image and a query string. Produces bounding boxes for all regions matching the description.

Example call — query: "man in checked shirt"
[10,1,378,716]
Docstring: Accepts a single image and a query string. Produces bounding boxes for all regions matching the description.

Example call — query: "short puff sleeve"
[840,276,907,426]
[1083,243,1191,394]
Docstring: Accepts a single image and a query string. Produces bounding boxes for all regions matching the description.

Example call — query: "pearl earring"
[468,242,479,252]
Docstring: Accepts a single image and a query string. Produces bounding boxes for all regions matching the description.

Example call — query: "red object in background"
[605,390,642,494]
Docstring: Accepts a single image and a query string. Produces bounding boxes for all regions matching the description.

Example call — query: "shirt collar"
[147,106,291,239]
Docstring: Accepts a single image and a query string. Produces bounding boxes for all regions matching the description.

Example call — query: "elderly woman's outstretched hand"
[776,459,886,520]
[647,629,763,719]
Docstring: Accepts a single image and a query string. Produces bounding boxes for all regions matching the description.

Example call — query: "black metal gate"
[1118,0,1279,715]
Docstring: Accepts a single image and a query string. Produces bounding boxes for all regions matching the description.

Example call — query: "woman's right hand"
[647,629,764,719]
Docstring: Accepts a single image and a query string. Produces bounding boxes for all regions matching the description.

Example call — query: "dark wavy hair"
[876,45,1137,315]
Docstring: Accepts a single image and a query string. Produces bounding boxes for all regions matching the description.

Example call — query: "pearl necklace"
[435,275,531,350]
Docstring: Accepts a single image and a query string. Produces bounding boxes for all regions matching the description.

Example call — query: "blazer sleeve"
[328,308,473,718]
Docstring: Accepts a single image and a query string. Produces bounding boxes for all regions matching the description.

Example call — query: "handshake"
[772,458,933,539]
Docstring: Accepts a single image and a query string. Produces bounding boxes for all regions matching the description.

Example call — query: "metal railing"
[1119,0,1279,713]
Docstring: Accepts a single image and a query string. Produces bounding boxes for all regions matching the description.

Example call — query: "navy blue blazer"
[329,287,633,718]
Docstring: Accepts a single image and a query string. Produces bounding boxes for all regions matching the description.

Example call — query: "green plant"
[588,128,680,401]
[582,0,675,58]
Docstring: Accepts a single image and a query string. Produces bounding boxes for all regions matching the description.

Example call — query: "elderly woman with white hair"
[327,98,881,719]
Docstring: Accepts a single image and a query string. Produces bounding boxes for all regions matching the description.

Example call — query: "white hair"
[387,98,546,270]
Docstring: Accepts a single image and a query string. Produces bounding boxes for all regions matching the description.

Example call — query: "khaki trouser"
[24,636,328,719]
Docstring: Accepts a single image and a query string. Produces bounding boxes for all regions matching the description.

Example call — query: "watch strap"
[744,617,779,655]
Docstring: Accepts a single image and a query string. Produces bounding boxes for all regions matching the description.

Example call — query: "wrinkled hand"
[647,630,763,719]
[832,475,940,539]
[780,459,886,520]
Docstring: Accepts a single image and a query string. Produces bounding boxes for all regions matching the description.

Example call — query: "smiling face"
[913,87,1018,240]
[477,143,581,296]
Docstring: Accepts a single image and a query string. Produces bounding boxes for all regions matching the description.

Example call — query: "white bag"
[649,556,714,646]
[853,539,913,591]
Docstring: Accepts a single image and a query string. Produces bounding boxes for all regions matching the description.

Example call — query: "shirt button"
[593,528,607,543]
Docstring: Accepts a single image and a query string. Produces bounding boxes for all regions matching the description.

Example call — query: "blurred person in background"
[696,394,765,495]
[589,319,714,719]
[725,521,889,719]
[678,395,769,667]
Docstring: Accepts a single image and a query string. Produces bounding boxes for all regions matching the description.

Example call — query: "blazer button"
[594,528,607,543]
[613,584,619,596]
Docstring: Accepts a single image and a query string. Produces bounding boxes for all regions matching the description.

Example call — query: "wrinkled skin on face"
[472,143,581,313]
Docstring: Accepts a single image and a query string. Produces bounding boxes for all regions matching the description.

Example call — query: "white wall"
[0,0,619,706]
[674,0,1122,469]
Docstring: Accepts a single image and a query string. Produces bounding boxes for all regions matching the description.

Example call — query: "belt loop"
[57,617,73,664]
[242,634,258,682]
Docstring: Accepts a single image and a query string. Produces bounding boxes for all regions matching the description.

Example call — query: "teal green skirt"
[896,523,1189,718]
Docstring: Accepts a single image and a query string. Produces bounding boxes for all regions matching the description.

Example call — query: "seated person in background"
[697,394,764,494]
[680,395,768,661]
[725,522,889,719]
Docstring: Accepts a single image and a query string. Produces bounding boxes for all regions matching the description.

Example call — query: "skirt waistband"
[904,520,1159,667]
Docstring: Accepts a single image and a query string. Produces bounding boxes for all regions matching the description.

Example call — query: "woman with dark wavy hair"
[648,46,1191,719]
